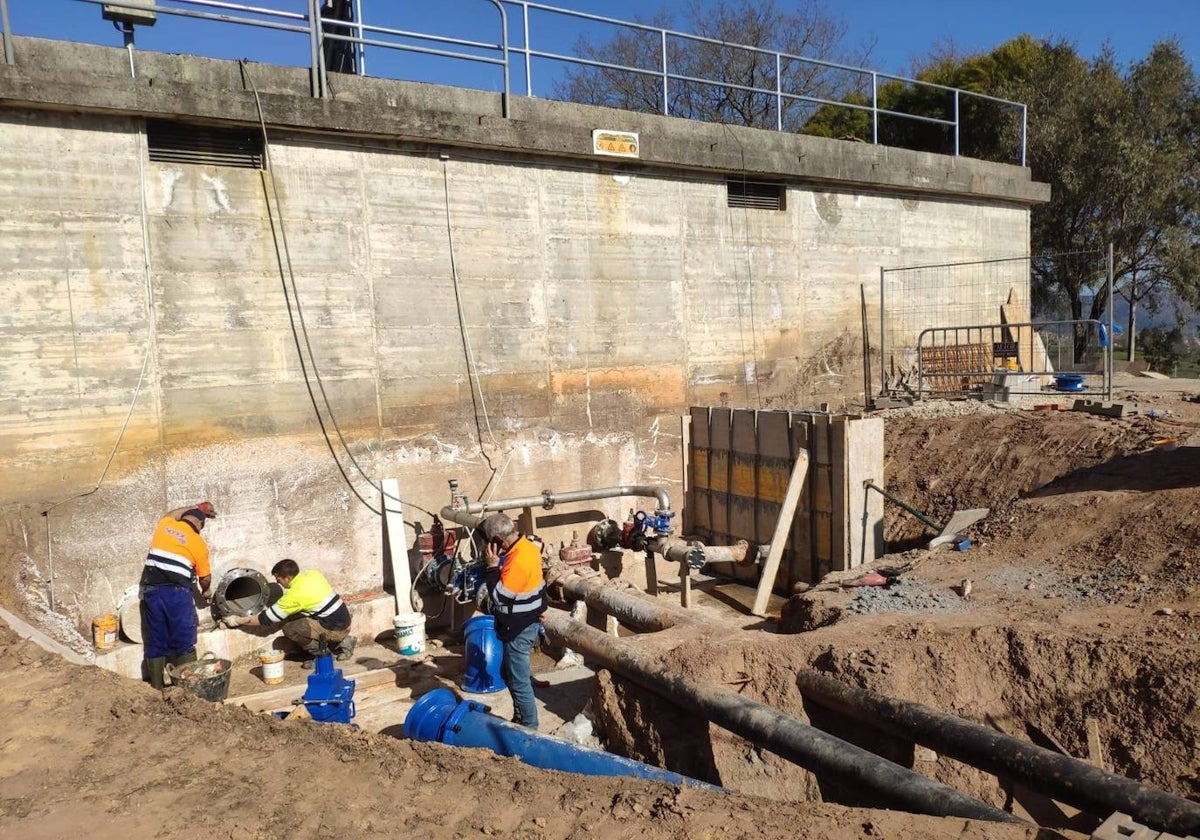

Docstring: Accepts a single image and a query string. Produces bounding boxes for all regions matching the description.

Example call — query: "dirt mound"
[882,409,1171,545]
[0,623,1035,840]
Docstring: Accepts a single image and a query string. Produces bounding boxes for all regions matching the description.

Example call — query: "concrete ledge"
[0,35,1049,206]
[94,591,399,680]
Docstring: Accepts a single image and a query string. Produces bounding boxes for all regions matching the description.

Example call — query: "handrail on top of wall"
[6,0,1027,165]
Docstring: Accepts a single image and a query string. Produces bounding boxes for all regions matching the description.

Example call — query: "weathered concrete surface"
[0,37,1044,640]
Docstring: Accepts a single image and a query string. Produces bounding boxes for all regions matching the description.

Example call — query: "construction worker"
[480,512,547,729]
[223,558,356,667]
[140,501,217,690]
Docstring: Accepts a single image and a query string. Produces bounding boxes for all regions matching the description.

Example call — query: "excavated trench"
[587,618,1200,829]
[583,406,1200,830]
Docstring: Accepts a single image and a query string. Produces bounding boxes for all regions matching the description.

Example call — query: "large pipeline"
[550,567,698,632]
[797,670,1200,837]
[542,610,1024,825]
[404,687,725,792]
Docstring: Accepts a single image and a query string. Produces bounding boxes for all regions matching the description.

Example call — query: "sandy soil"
[4,380,1200,839]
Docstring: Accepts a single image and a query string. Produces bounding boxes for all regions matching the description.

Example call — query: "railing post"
[1,0,14,65]
[871,71,878,145]
[353,0,366,75]
[775,52,782,131]
[493,0,509,118]
[1020,104,1028,166]
[953,89,960,156]
[522,2,532,97]
[307,0,324,98]
[660,29,668,116]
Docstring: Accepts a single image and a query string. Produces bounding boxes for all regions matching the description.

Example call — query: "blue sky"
[5,0,1198,94]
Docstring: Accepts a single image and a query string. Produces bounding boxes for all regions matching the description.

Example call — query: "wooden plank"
[1001,287,1035,373]
[381,477,411,615]
[788,418,812,586]
[830,417,849,572]
[680,413,693,534]
[709,407,733,543]
[691,408,713,538]
[752,450,810,617]
[756,411,791,548]
[1085,718,1106,770]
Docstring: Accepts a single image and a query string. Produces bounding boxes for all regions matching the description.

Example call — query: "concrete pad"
[94,591,400,680]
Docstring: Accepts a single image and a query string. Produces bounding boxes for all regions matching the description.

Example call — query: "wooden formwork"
[685,407,883,593]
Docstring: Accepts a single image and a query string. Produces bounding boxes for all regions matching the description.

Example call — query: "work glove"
[196,501,217,519]
[222,615,244,629]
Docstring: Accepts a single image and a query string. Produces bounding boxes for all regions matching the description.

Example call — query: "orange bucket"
[92,614,118,650]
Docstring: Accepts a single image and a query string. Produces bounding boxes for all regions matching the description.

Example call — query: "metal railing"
[915,320,1111,400]
[1,0,1028,164]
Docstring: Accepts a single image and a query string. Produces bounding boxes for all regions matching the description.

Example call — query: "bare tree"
[552,0,870,131]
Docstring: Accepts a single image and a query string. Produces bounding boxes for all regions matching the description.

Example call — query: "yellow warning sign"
[592,129,640,158]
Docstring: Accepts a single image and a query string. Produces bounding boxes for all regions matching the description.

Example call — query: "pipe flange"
[212,567,271,617]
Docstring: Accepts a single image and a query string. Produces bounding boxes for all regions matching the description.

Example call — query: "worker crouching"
[223,558,357,668]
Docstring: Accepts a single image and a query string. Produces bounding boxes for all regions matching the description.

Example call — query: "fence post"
[1107,242,1114,399]
[878,266,887,394]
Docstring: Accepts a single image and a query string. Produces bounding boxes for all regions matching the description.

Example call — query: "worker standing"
[223,558,356,667]
[480,512,547,729]
[140,502,217,690]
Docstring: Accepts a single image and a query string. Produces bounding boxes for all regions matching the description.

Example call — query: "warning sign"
[592,129,640,158]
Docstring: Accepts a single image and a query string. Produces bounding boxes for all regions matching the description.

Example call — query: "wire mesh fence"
[878,249,1112,401]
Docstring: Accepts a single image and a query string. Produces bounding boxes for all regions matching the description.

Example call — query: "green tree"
[807,37,1200,358]
[552,0,869,131]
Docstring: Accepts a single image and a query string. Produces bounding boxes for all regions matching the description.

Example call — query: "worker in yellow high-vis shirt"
[224,558,356,668]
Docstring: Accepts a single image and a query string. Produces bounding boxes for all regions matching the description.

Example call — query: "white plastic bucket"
[260,649,286,685]
[394,612,426,656]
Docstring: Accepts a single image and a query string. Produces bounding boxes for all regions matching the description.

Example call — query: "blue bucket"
[462,615,506,694]
[1053,374,1085,392]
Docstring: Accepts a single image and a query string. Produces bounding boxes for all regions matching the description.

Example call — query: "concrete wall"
[0,37,1044,640]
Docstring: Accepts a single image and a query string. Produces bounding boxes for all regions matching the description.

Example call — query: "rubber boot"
[145,657,167,691]
[334,635,357,662]
[301,641,323,670]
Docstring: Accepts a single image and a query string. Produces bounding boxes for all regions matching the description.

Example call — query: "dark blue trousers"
[141,585,198,659]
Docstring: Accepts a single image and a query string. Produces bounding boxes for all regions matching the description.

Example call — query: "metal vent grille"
[146,119,264,169]
[727,179,786,211]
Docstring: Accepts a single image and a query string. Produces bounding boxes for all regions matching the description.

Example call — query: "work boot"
[145,657,167,691]
[334,635,357,662]
[301,640,323,670]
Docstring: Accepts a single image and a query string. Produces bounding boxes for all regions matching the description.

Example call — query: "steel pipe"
[552,568,696,632]
[459,485,671,514]
[797,670,1200,837]
[543,611,1024,824]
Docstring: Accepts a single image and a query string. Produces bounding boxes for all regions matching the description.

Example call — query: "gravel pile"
[844,577,970,615]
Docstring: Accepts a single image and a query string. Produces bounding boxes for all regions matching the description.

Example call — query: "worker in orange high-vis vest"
[139,502,216,690]
[481,512,547,729]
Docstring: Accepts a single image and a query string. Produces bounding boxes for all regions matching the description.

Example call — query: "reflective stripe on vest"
[494,580,545,614]
[144,548,195,584]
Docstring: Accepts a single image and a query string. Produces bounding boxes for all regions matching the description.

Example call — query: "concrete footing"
[93,591,399,680]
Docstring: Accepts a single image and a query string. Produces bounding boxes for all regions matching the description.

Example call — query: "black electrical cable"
[242,60,435,519]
